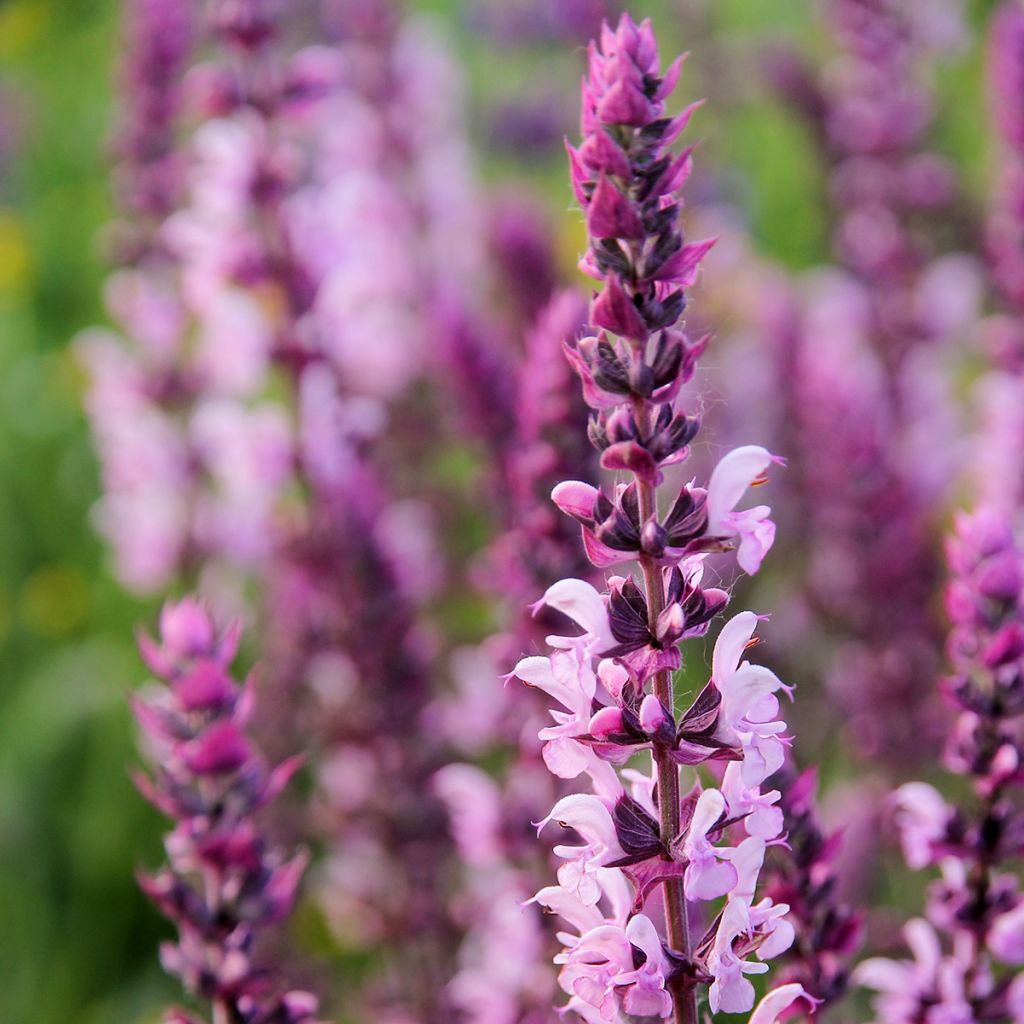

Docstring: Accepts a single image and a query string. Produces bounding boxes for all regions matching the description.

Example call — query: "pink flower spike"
[159,597,215,659]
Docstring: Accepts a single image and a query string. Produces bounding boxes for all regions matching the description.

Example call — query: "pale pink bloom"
[533,868,632,949]
[514,649,595,778]
[972,371,1024,514]
[707,897,771,1014]
[557,914,672,1021]
[163,116,264,312]
[104,269,186,361]
[318,746,379,815]
[892,782,951,869]
[447,876,554,1024]
[748,984,814,1024]
[681,788,738,900]
[78,331,192,590]
[913,253,984,342]
[539,793,627,905]
[988,902,1024,965]
[538,577,617,656]
[712,611,791,785]
[297,365,386,496]
[432,764,504,869]
[537,869,633,1018]
[563,995,625,1024]
[1008,974,1024,1020]
[723,835,767,904]
[706,445,782,574]
[373,499,444,602]
[748,898,797,961]
[856,919,969,1024]
[436,646,508,755]
[617,915,673,1017]
[190,399,293,567]
[194,288,273,396]
[715,836,794,960]
[721,761,784,839]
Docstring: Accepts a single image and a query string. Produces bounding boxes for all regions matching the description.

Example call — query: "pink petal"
[707,445,778,532]
[552,480,600,522]
[748,984,810,1024]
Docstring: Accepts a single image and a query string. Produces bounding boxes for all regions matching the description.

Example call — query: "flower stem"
[636,472,697,1024]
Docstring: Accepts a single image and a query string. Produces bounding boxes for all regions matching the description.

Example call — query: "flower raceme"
[133,598,324,1024]
[515,14,805,1024]
[857,508,1024,1022]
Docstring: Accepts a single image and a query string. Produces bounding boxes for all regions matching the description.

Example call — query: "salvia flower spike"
[857,508,1024,1021]
[518,14,804,1024]
[134,598,325,1024]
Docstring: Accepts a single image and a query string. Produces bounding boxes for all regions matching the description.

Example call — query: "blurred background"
[0,1,1004,1021]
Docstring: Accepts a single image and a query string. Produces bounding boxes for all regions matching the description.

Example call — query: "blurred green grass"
[0,0,998,1021]
[0,0,173,1020]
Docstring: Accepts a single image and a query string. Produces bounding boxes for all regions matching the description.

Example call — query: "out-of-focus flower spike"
[133,598,324,1024]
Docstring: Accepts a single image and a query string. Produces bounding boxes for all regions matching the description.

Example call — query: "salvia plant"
[64,2,1024,1024]
[513,15,807,1023]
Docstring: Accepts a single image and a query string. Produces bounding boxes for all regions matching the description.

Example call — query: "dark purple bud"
[609,794,664,863]
[678,681,722,737]
[656,602,685,645]
[628,356,655,397]
[592,337,632,394]
[641,518,667,558]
